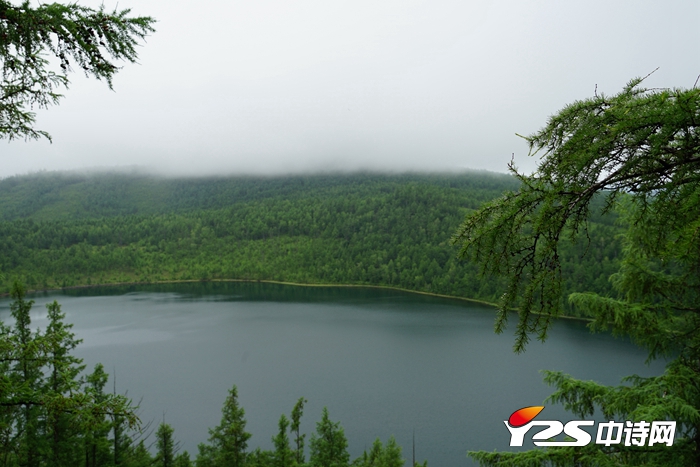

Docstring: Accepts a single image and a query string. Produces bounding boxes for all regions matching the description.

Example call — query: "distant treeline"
[0,171,621,316]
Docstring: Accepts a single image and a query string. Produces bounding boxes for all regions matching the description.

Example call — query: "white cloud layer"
[2,0,699,177]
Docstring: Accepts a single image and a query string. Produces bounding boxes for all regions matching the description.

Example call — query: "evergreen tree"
[44,300,84,467]
[195,443,215,467]
[352,438,382,467]
[84,364,113,467]
[290,397,307,465]
[173,451,193,467]
[112,404,129,467]
[454,77,700,465]
[0,283,140,465]
[9,281,44,467]
[125,440,153,467]
[206,385,251,467]
[247,448,274,467]
[381,437,403,467]
[352,437,404,467]
[155,422,176,467]
[111,400,148,467]
[309,407,349,467]
[0,313,12,462]
[0,0,155,141]
[272,414,293,467]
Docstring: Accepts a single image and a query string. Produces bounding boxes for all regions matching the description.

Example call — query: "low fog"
[2,0,698,177]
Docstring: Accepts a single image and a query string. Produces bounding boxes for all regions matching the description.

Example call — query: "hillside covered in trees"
[0,171,621,316]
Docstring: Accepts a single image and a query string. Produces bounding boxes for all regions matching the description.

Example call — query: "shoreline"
[2,278,591,322]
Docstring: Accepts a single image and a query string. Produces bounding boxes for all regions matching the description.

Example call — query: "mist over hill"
[0,169,515,221]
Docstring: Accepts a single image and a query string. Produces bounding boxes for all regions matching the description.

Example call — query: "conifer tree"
[112,402,128,466]
[309,407,350,467]
[0,282,141,466]
[0,314,12,461]
[126,440,154,467]
[84,364,114,467]
[195,443,215,467]
[0,0,156,141]
[155,422,176,467]
[9,281,44,467]
[359,438,383,467]
[206,385,251,467]
[353,437,404,467]
[290,397,307,465]
[272,414,293,467]
[454,76,700,465]
[173,450,193,467]
[381,437,403,467]
[247,448,274,467]
[44,300,84,467]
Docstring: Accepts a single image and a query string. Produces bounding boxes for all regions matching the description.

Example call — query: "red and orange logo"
[504,406,676,447]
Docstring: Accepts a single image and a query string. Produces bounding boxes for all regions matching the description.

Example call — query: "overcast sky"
[2,0,699,177]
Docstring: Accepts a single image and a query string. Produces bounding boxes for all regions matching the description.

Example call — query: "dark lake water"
[0,282,665,466]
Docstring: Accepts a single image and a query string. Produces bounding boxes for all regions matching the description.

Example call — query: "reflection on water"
[0,282,665,466]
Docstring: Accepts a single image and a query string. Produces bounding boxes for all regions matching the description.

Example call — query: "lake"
[0,282,665,466]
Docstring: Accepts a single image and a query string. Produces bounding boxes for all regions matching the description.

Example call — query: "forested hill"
[0,171,621,315]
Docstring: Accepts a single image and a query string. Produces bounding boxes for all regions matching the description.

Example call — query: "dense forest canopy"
[0,171,621,317]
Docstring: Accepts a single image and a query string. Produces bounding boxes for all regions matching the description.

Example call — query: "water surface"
[0,282,664,466]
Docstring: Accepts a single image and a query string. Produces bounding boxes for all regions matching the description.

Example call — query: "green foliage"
[0,282,140,466]
[456,77,700,465]
[195,442,216,467]
[9,281,44,466]
[155,422,176,467]
[309,407,350,467]
[127,440,154,467]
[84,363,112,467]
[174,451,193,467]
[0,172,620,317]
[454,77,700,351]
[0,0,155,140]
[188,391,422,467]
[272,414,293,467]
[44,299,83,466]
[246,448,274,467]
[352,437,404,467]
[201,385,252,467]
[291,397,307,465]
